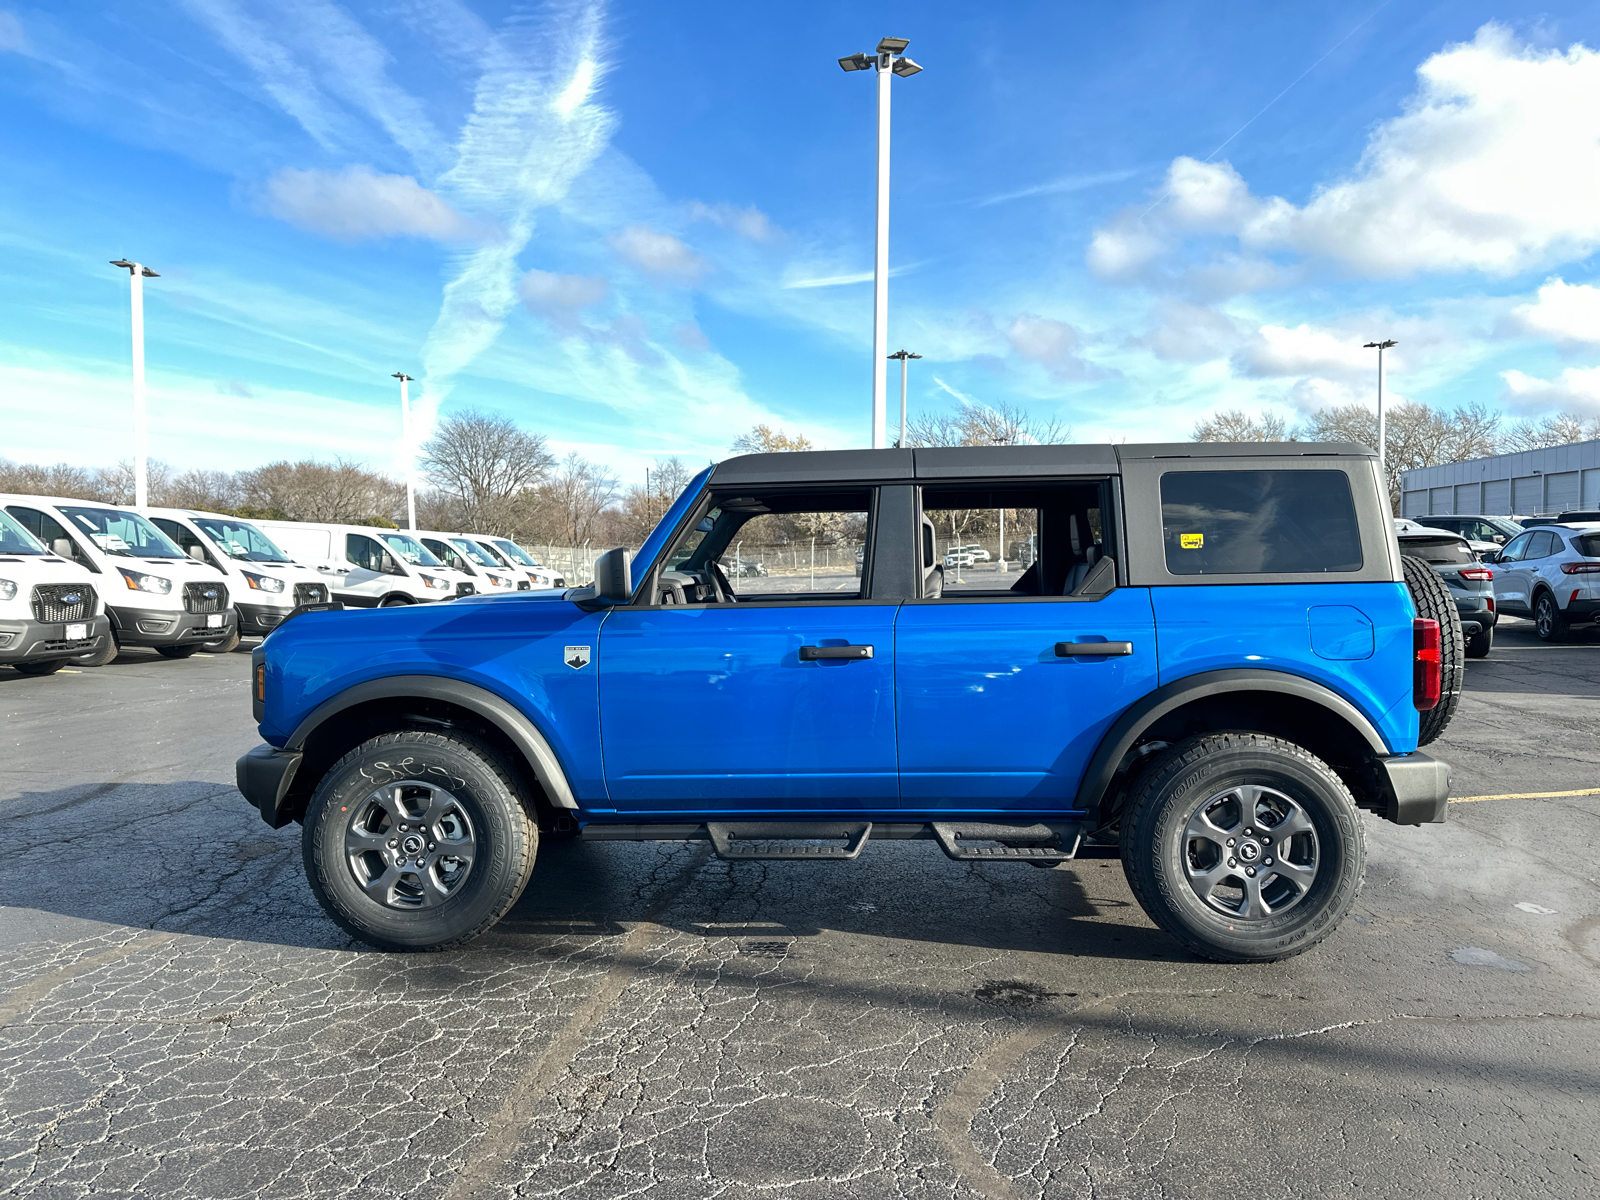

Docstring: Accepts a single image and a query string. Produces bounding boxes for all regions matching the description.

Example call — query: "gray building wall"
[1399,438,1600,518]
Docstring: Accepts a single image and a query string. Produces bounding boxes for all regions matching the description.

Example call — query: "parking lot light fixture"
[392,372,416,531]
[886,350,921,449]
[109,260,159,508]
[1363,339,1397,500]
[838,36,924,449]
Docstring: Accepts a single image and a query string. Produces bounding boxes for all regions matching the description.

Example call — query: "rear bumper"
[109,604,238,648]
[0,614,112,663]
[1561,596,1600,623]
[236,744,303,829]
[1379,752,1452,825]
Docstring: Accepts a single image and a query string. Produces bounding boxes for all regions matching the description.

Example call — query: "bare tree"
[163,468,242,512]
[1502,410,1600,452]
[91,460,174,506]
[1299,401,1501,511]
[236,459,402,525]
[1192,409,1290,442]
[731,424,813,453]
[422,409,555,532]
[905,399,1068,449]
[0,459,105,500]
[541,452,618,545]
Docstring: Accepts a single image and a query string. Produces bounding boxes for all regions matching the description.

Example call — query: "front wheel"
[11,659,66,676]
[202,628,242,653]
[157,644,200,659]
[73,635,118,668]
[1122,733,1366,963]
[1534,592,1569,642]
[302,730,537,951]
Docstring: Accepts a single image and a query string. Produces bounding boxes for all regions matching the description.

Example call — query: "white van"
[462,534,566,590]
[140,508,332,643]
[0,506,113,674]
[412,530,527,594]
[1,494,237,663]
[252,521,477,607]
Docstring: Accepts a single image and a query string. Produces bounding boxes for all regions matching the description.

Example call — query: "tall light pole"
[840,37,923,449]
[1363,339,1396,508]
[392,372,416,531]
[886,350,921,448]
[110,260,159,507]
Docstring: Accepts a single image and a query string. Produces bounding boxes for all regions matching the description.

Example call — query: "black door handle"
[1055,641,1133,657]
[800,644,874,660]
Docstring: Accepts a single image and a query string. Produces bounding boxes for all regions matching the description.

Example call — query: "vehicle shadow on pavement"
[1461,620,1600,697]
[3,782,1184,963]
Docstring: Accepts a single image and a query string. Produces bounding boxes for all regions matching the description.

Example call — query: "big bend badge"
[564,645,591,670]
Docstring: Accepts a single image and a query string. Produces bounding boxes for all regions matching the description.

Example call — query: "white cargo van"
[414,530,527,594]
[463,535,566,589]
[253,521,477,607]
[140,508,332,643]
[2,494,236,663]
[0,506,113,674]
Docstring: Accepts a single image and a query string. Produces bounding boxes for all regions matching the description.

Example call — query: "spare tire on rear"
[1402,553,1463,746]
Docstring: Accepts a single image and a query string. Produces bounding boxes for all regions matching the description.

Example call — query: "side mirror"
[595,547,632,603]
[1481,551,1500,564]
[187,545,207,563]
[51,538,74,559]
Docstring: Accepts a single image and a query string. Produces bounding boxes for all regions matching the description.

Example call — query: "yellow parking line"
[1451,787,1600,804]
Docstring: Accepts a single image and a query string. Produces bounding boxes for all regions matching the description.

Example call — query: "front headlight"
[418,574,452,590]
[118,568,172,594]
[0,578,16,602]
[242,571,286,593]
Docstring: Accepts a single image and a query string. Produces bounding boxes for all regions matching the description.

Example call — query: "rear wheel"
[1122,733,1366,963]
[1534,591,1570,642]
[1465,622,1493,658]
[302,730,537,951]
[157,644,200,659]
[1402,554,1463,745]
[11,659,66,676]
[73,635,118,668]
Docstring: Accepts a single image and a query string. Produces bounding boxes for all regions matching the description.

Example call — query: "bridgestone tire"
[302,730,537,952]
[1401,554,1463,746]
[73,635,118,667]
[1121,733,1366,964]
[11,659,66,675]
[1465,622,1493,659]
[157,644,200,659]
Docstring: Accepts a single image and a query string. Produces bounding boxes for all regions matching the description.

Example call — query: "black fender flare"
[285,675,578,809]
[1073,668,1391,822]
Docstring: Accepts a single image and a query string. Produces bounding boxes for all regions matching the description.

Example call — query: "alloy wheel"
[343,780,476,909]
[1181,783,1320,920]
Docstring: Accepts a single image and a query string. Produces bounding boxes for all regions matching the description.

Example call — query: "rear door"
[1493,531,1536,613]
[894,478,1158,809]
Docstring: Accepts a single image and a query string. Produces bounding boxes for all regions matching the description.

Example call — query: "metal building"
[1400,438,1600,518]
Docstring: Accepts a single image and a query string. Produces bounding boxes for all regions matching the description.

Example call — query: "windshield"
[1402,536,1475,566]
[193,517,292,563]
[449,537,499,567]
[380,533,442,567]
[422,538,470,571]
[61,506,185,559]
[490,538,538,567]
[0,508,47,555]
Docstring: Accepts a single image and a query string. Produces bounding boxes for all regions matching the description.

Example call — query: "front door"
[599,486,895,812]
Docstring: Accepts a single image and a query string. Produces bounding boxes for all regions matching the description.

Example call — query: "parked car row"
[0,491,567,674]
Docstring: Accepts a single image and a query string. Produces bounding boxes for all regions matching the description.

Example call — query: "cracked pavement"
[2,620,1597,1199]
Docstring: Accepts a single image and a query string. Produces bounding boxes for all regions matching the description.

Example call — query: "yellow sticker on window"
[1180,533,1204,549]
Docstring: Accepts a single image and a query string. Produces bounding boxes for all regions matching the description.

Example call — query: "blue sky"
[5,2,1600,484]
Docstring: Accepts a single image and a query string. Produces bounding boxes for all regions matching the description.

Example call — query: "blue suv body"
[238,442,1453,961]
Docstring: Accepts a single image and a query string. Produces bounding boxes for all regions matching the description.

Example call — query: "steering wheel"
[708,560,733,603]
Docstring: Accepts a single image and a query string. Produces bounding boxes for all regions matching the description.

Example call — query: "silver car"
[1487,523,1600,641]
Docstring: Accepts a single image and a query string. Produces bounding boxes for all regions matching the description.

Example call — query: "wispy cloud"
[977,167,1145,206]
[783,261,923,289]
[262,166,482,241]
[932,375,978,404]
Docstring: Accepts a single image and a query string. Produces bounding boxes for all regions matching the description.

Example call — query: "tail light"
[1559,561,1600,574]
[1458,567,1492,581]
[1413,618,1441,711]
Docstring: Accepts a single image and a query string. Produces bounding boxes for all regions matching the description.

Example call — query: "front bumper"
[109,604,238,648]
[1379,751,1452,825]
[237,601,295,636]
[236,744,303,829]
[0,614,112,664]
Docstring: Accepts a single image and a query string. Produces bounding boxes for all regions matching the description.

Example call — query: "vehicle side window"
[1530,531,1559,559]
[917,481,1111,597]
[653,489,871,604]
[422,538,466,570]
[346,533,399,575]
[1162,470,1361,575]
[152,518,211,564]
[6,506,96,571]
[1499,532,1530,561]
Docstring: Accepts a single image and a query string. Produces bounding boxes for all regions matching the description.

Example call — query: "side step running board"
[705,821,872,861]
[930,822,1082,863]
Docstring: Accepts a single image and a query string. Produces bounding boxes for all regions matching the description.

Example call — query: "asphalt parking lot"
[2,619,1597,1199]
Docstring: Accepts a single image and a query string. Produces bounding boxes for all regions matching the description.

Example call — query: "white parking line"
[1451,787,1600,803]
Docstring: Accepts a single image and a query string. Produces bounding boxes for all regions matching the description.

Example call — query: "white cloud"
[1501,366,1600,414]
[1233,323,1374,381]
[686,201,779,242]
[1134,302,1246,362]
[1507,277,1600,346]
[518,268,607,330]
[0,10,32,55]
[1007,315,1096,382]
[1093,24,1600,284]
[607,224,707,281]
[262,165,479,241]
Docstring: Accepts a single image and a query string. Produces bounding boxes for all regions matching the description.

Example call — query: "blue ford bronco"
[237,442,1459,962]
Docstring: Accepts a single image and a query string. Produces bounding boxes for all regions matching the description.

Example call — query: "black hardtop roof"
[708,441,1375,487]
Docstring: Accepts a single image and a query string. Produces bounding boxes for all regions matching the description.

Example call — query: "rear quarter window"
[1401,537,1474,566]
[1161,470,1363,576]
[1573,533,1600,557]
